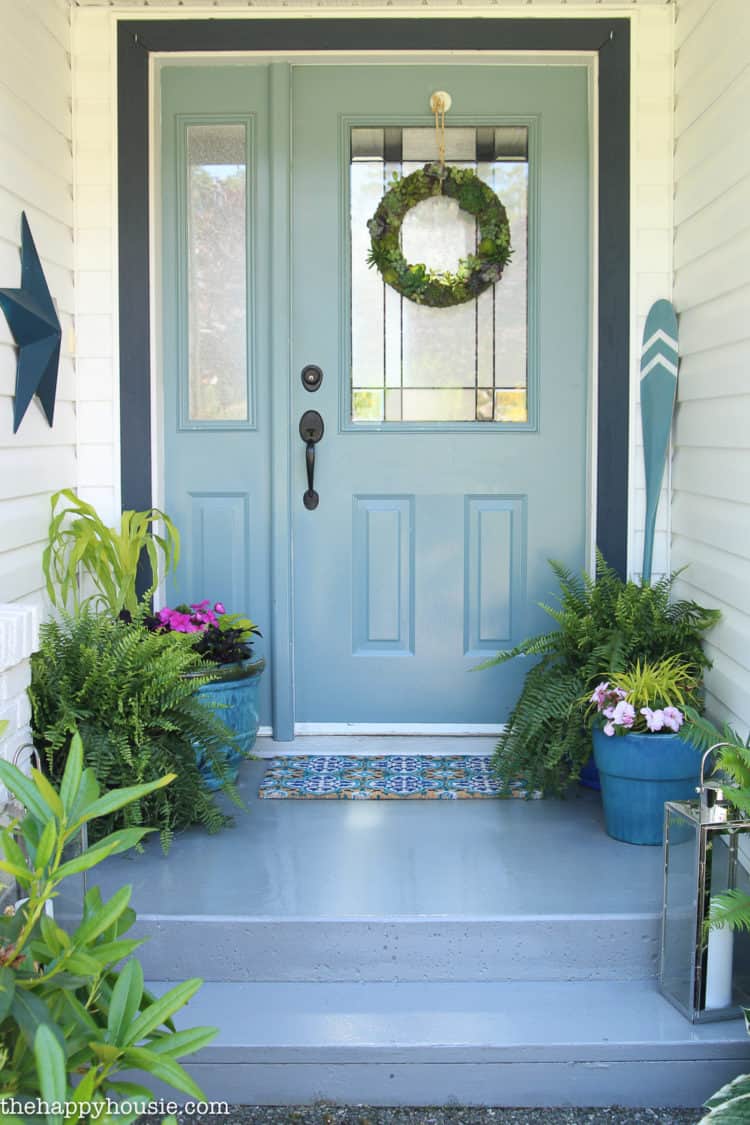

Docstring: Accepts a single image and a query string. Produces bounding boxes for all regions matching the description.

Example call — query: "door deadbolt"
[301,364,323,392]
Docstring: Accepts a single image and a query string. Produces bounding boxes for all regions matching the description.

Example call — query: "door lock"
[301,364,323,392]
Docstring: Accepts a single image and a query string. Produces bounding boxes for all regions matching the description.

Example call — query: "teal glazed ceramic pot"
[190,657,265,790]
[592,727,702,845]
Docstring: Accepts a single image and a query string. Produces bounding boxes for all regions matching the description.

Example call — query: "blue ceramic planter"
[190,657,265,790]
[592,727,702,846]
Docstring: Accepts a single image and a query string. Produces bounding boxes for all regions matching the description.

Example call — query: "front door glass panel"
[350,125,529,425]
[186,122,249,423]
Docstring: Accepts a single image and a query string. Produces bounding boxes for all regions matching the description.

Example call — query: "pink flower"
[641,707,665,732]
[158,607,199,633]
[603,706,616,719]
[603,721,616,737]
[662,706,684,732]
[214,601,226,615]
[612,700,636,728]
[191,600,218,627]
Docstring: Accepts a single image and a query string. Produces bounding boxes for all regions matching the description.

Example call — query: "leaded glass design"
[186,123,248,423]
[350,126,529,425]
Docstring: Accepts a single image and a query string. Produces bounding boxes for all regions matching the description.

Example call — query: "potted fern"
[588,657,703,844]
[478,554,719,797]
[149,599,264,789]
[40,490,264,795]
[29,610,242,851]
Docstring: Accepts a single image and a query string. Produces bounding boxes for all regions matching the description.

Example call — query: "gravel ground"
[140,1106,703,1125]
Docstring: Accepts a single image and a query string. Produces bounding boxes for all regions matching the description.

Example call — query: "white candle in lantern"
[705,925,734,1010]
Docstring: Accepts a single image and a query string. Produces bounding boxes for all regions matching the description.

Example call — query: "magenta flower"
[158,607,201,633]
[214,601,226,615]
[662,706,684,732]
[190,600,218,627]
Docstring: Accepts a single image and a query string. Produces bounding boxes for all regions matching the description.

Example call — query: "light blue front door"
[161,62,590,731]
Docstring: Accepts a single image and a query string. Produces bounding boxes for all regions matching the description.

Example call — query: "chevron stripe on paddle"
[640,299,679,582]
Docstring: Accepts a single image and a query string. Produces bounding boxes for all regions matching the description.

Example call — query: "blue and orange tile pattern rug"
[258,755,541,800]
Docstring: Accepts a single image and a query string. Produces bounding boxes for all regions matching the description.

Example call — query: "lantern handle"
[700,743,732,790]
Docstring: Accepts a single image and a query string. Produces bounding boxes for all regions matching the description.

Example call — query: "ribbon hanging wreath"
[366,95,512,309]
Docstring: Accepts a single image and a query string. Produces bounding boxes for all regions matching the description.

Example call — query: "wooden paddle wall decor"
[640,299,679,583]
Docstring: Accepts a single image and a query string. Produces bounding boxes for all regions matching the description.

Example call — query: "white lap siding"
[672,0,750,732]
[0,0,74,765]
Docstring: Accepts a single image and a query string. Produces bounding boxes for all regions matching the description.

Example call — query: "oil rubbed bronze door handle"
[299,410,324,510]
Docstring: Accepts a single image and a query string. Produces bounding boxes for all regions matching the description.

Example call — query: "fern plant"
[478,553,720,795]
[43,489,180,616]
[681,711,750,935]
[29,610,241,851]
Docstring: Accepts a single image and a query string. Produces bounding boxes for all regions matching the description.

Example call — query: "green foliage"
[683,710,750,821]
[0,734,217,1123]
[28,610,241,852]
[43,490,180,617]
[681,712,750,934]
[601,656,699,711]
[367,163,512,307]
[700,1062,750,1122]
[479,554,720,795]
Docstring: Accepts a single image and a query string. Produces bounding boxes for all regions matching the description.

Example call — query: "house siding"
[0,0,73,771]
[672,0,750,732]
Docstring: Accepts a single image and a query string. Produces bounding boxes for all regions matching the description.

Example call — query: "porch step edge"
[133,980,750,1107]
[130,915,661,982]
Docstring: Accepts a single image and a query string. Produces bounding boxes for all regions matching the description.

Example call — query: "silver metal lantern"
[660,746,750,1023]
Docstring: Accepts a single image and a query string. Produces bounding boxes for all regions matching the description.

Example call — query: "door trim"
[118,18,630,739]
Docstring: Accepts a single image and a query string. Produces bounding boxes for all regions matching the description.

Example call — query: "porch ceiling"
[70,0,672,7]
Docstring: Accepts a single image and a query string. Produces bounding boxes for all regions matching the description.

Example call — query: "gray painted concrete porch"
[91,739,750,1108]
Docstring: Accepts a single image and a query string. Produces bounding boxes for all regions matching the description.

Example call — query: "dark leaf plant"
[477,553,720,795]
[0,733,216,1123]
[42,489,180,617]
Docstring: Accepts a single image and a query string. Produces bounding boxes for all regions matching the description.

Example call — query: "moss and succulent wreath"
[367,162,512,308]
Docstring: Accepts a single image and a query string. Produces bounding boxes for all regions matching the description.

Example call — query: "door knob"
[299,410,324,510]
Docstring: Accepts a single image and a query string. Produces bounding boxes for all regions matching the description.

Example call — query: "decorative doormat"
[258,755,542,800]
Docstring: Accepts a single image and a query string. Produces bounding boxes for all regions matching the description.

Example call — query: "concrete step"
[131,913,661,982]
[143,978,750,1107]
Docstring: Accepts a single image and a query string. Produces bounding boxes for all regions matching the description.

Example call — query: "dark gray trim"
[118,18,630,576]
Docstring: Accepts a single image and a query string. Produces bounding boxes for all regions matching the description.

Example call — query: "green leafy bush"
[699,1067,750,1122]
[479,554,720,795]
[29,611,241,852]
[0,734,216,1121]
[42,489,180,617]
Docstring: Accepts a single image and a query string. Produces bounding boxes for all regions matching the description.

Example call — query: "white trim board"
[293,723,505,735]
[255,734,499,757]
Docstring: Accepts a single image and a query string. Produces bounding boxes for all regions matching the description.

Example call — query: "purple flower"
[612,700,636,729]
[603,721,616,737]
[591,682,610,707]
[662,706,684,732]
[214,602,226,615]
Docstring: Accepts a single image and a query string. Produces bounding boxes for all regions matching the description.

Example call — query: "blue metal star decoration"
[0,212,62,432]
